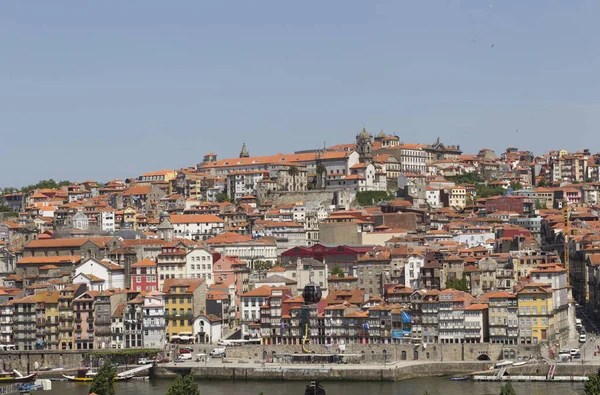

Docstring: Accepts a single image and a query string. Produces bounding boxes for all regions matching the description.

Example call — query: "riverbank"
[152,360,600,382]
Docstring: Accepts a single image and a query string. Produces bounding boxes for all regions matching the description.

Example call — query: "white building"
[157,245,214,290]
[398,144,427,174]
[207,236,278,265]
[74,258,125,290]
[226,171,266,200]
[404,253,425,289]
[453,233,496,248]
[193,314,223,344]
[426,187,441,208]
[111,304,125,349]
[100,209,116,232]
[284,258,328,297]
[463,304,489,343]
[170,214,225,241]
[240,285,272,336]
[142,291,166,349]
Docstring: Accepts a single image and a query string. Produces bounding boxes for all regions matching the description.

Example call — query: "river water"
[44,378,585,395]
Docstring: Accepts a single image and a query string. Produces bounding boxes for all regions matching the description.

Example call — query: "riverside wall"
[224,343,514,363]
[152,362,492,382]
[0,350,87,372]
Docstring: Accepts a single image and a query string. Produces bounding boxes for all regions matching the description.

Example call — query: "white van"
[210,347,226,358]
[580,333,587,343]
[576,318,583,330]
[178,352,192,361]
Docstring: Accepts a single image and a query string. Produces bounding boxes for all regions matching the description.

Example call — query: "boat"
[0,370,37,383]
[450,375,471,381]
[304,381,326,395]
[62,368,134,382]
[513,361,527,366]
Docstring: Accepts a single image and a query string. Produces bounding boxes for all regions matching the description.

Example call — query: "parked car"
[179,348,192,354]
[570,348,580,356]
[574,353,582,359]
[157,358,170,364]
[138,358,148,365]
[580,333,587,343]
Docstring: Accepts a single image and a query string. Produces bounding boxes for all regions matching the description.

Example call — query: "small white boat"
[494,360,514,368]
[513,361,527,366]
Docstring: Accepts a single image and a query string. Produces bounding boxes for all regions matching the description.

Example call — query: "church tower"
[240,142,249,158]
[355,128,373,163]
[157,211,174,242]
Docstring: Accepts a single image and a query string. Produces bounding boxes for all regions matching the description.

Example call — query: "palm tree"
[315,163,327,189]
[288,165,300,191]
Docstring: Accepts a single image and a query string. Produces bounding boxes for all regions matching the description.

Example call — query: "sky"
[1,0,599,187]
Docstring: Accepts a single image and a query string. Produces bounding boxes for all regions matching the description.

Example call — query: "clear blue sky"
[1,0,599,187]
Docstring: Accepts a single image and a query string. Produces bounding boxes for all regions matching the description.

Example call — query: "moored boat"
[62,368,134,382]
[0,370,37,383]
[304,381,326,395]
[450,375,470,381]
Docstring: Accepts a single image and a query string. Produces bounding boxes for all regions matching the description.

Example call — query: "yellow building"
[123,206,137,230]
[58,284,82,350]
[162,278,207,341]
[517,283,553,345]
[38,290,60,350]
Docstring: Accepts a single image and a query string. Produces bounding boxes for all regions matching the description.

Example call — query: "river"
[43,378,586,395]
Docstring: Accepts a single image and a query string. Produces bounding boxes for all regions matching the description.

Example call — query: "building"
[170,214,225,241]
[487,292,518,345]
[284,258,328,297]
[517,283,553,345]
[124,295,143,348]
[94,290,126,350]
[131,258,159,292]
[73,291,97,350]
[142,291,166,349]
[240,285,274,337]
[163,278,207,342]
[74,258,125,290]
[193,314,223,345]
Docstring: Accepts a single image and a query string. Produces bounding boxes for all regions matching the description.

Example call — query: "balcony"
[95,317,112,325]
[165,312,193,320]
[59,316,73,323]
[95,327,112,336]
[36,319,46,327]
[86,317,94,324]
[74,317,82,323]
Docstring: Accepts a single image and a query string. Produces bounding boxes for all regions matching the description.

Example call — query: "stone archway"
[477,353,491,361]
[401,350,407,360]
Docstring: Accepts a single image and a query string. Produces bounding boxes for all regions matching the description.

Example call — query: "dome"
[358,128,370,140]
[377,130,386,138]
[160,211,169,218]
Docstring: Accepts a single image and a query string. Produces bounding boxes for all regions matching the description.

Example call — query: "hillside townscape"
[0,130,595,361]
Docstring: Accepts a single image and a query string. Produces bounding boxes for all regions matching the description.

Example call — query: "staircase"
[497,366,507,379]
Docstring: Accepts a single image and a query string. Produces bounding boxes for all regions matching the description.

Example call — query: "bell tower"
[355,128,373,163]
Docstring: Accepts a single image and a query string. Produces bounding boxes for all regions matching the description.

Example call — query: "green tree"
[499,381,516,395]
[446,172,484,185]
[331,264,345,278]
[509,182,523,191]
[216,193,230,203]
[445,275,469,292]
[287,165,300,191]
[355,191,395,206]
[88,361,116,395]
[253,260,272,280]
[535,199,547,210]
[537,178,549,187]
[585,368,600,395]
[0,203,18,218]
[166,372,200,395]
[465,194,474,206]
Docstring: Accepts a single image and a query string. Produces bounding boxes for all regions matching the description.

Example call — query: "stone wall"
[0,351,87,373]
[225,343,506,363]
[153,361,491,382]
[257,190,336,206]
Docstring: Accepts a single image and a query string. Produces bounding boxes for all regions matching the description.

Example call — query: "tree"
[535,199,547,210]
[216,193,230,203]
[499,381,516,395]
[465,194,474,206]
[355,191,394,207]
[445,276,469,292]
[88,361,116,395]
[331,264,345,278]
[167,372,200,395]
[287,165,300,191]
[585,368,600,395]
[253,260,272,280]
[509,182,523,191]
[537,178,549,187]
